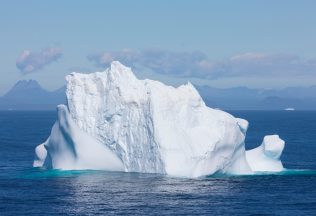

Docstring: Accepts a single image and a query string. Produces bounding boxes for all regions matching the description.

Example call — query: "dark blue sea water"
[0,111,315,215]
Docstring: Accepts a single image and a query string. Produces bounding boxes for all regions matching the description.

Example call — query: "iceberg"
[33,61,286,177]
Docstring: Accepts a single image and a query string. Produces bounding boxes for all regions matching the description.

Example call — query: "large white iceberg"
[33,61,285,177]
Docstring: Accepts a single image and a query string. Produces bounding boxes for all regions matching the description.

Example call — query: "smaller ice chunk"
[246,135,285,172]
[33,141,48,167]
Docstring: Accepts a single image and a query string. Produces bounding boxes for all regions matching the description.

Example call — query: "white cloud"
[213,53,316,78]
[87,49,316,79]
[87,49,210,76]
[16,47,62,74]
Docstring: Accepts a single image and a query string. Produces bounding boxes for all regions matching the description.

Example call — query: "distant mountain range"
[0,80,66,110]
[196,85,316,110]
[0,80,315,110]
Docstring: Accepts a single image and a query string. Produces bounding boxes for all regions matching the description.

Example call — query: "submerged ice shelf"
[33,61,286,178]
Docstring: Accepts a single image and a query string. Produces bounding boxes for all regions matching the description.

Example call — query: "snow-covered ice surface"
[34,61,286,177]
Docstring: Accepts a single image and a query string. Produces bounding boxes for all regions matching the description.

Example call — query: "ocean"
[0,111,315,215]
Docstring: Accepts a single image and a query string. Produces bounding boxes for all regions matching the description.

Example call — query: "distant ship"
[285,108,295,111]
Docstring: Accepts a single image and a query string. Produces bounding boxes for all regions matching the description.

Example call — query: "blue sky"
[1,0,316,94]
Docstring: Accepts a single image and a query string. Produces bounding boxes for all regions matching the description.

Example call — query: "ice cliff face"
[34,61,285,177]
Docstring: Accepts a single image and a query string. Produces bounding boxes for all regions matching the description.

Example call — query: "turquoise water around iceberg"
[0,111,315,215]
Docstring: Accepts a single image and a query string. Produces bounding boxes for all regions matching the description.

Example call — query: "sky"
[1,0,316,94]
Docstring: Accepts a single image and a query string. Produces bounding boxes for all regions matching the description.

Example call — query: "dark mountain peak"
[3,79,48,100]
[12,79,43,91]
[0,80,66,110]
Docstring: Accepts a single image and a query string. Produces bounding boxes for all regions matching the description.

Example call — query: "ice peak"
[110,61,128,71]
[107,61,137,81]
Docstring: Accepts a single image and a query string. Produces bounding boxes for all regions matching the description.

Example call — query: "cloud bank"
[213,53,316,78]
[87,49,209,77]
[87,49,316,79]
[16,47,62,74]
